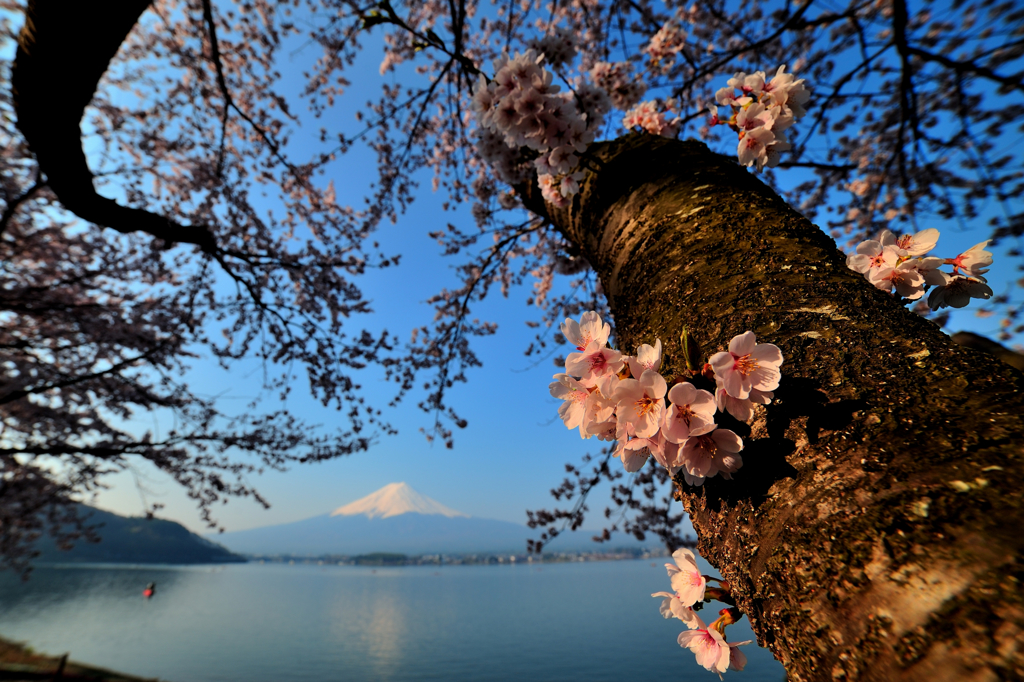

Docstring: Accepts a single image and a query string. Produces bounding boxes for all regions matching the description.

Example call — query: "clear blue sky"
[78,6,1019,539]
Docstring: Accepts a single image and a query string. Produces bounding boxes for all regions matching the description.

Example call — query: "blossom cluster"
[548,312,784,486]
[646,22,688,71]
[525,27,577,69]
[709,65,809,171]
[588,61,646,111]
[652,549,751,675]
[471,50,596,208]
[622,99,681,138]
[846,228,994,310]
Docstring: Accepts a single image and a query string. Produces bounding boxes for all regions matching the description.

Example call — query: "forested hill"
[36,505,245,565]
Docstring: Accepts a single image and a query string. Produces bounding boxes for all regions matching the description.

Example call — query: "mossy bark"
[523,135,1024,682]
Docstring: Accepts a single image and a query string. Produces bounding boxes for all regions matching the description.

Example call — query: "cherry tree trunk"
[523,135,1024,682]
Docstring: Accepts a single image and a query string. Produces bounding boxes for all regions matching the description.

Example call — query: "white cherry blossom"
[879,228,939,256]
[868,260,925,299]
[651,590,701,628]
[951,240,993,277]
[737,127,775,169]
[905,256,949,286]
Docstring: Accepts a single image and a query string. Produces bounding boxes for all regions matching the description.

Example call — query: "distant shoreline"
[245,543,692,566]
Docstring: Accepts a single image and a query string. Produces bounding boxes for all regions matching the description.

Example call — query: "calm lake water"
[0,558,786,681]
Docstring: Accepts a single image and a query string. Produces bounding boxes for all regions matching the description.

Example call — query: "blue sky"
[56,5,1020,541]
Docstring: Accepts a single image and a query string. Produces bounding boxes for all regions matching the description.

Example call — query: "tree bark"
[524,134,1024,682]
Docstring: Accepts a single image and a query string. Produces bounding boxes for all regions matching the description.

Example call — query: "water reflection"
[0,562,786,682]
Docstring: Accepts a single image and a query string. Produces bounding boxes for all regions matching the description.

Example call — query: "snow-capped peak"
[330,482,468,519]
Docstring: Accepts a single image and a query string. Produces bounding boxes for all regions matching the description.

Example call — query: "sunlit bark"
[523,134,1024,681]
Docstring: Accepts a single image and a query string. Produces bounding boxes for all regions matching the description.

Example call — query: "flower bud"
[680,326,704,371]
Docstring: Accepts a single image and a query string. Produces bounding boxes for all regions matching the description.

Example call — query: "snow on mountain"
[211,482,659,556]
[330,482,467,519]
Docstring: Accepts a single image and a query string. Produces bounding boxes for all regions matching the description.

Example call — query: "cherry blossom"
[549,373,590,430]
[846,240,898,276]
[905,256,949,286]
[950,241,994,277]
[845,229,996,311]
[525,27,577,68]
[709,332,783,400]
[677,616,731,674]
[613,369,667,438]
[677,422,744,485]
[869,260,926,299]
[616,427,665,472]
[715,386,772,422]
[646,21,688,69]
[651,589,701,628]
[666,548,707,606]
[927,275,994,310]
[622,100,681,138]
[711,66,808,169]
[566,340,624,386]
[728,642,752,672]
[627,339,663,378]
[589,61,645,111]
[661,382,715,443]
[879,228,940,257]
[580,374,620,437]
[761,65,810,117]
[736,128,775,169]
[560,311,611,350]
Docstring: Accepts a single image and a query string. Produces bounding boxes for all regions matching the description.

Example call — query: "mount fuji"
[212,483,536,556]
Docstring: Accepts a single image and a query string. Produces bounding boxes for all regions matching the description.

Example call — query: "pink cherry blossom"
[651,438,681,473]
[616,428,665,472]
[666,548,706,606]
[549,373,589,430]
[709,331,783,400]
[627,338,662,378]
[565,340,624,386]
[715,385,772,422]
[678,422,744,485]
[661,382,716,443]
[560,311,610,350]
[651,590,701,628]
[950,240,993,277]
[677,617,731,673]
[580,374,619,438]
[613,369,667,438]
[729,642,752,671]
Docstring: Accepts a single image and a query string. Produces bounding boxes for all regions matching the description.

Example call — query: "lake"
[0,558,786,681]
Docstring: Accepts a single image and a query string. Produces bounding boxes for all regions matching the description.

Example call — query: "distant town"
[247,544,695,567]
